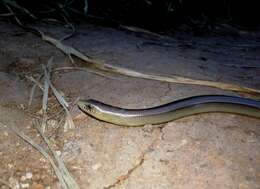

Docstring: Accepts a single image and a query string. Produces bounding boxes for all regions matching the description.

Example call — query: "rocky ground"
[0,21,260,189]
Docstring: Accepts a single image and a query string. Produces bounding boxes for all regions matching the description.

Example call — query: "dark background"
[0,0,259,30]
[88,0,259,29]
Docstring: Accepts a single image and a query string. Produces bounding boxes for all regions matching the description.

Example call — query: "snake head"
[77,99,99,115]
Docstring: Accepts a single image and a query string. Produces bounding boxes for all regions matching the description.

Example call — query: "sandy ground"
[0,21,260,189]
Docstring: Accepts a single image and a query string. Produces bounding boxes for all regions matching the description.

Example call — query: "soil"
[0,21,260,189]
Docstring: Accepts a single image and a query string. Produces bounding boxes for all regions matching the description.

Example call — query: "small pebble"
[8,164,13,169]
[55,151,61,156]
[181,139,188,145]
[26,172,33,179]
[3,131,8,136]
[9,177,20,189]
[92,163,102,170]
[20,176,27,182]
[21,183,29,188]
[39,158,46,163]
[47,119,58,127]
[19,104,25,110]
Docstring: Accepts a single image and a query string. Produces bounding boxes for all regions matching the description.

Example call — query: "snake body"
[78,95,260,126]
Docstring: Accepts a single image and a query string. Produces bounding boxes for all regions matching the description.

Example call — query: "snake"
[77,95,260,126]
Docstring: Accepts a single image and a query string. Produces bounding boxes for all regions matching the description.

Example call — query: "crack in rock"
[103,153,145,189]
[103,131,163,189]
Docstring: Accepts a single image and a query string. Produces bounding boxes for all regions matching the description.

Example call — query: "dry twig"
[41,59,52,133]
[34,121,79,189]
[40,32,260,95]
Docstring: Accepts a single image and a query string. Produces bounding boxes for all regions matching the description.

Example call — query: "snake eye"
[84,104,91,111]
[84,104,96,113]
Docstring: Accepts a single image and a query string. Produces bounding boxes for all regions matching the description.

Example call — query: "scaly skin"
[78,95,260,126]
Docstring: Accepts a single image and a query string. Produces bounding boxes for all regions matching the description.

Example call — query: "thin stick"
[45,64,75,130]
[49,83,69,108]
[40,32,260,95]
[50,82,75,131]
[52,66,120,80]
[59,14,76,41]
[0,12,13,16]
[26,75,44,107]
[41,58,53,133]
[4,3,23,26]
[223,63,260,69]
[2,0,37,19]
[26,75,44,91]
[34,122,80,189]
[2,123,69,189]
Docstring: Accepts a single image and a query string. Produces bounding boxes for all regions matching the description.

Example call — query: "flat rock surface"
[0,21,259,189]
